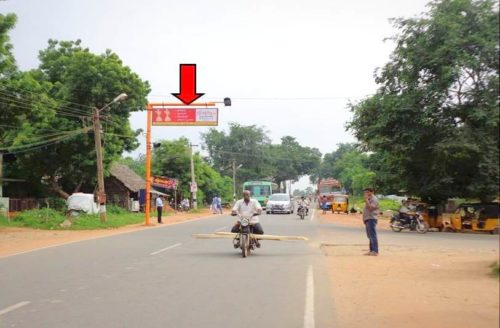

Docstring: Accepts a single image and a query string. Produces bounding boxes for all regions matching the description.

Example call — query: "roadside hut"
[106,163,165,211]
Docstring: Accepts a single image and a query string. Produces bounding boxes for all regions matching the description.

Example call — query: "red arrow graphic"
[171,64,205,105]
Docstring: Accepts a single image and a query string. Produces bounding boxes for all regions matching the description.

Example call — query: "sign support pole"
[144,102,216,226]
[145,104,153,226]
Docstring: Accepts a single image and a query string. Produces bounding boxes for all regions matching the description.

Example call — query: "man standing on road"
[363,187,379,256]
[156,195,164,224]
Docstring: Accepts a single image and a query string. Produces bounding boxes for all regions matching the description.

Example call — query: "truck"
[317,178,343,210]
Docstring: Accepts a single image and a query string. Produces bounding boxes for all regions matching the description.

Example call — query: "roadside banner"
[152,176,178,190]
[152,108,218,126]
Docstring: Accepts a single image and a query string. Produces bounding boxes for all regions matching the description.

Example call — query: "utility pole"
[93,107,106,222]
[189,143,198,209]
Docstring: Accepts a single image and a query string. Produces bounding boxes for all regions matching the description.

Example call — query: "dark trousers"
[365,219,379,253]
[157,206,163,223]
[231,222,264,235]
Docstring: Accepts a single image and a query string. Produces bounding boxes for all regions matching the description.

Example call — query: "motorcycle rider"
[231,190,264,247]
[297,196,309,215]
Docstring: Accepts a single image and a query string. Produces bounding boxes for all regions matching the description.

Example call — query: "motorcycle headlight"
[240,218,249,227]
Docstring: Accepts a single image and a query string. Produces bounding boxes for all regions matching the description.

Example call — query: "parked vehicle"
[232,213,260,258]
[442,203,499,234]
[66,193,99,216]
[332,194,349,214]
[266,193,294,214]
[317,178,343,210]
[390,208,428,233]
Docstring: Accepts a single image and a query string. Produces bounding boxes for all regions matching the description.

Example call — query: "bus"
[242,181,279,208]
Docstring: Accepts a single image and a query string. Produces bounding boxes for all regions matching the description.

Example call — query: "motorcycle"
[297,205,308,220]
[232,213,259,258]
[390,211,428,233]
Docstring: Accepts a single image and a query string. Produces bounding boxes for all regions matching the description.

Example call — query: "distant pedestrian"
[362,187,379,256]
[216,196,223,214]
[211,196,218,214]
[156,195,164,224]
[321,195,328,214]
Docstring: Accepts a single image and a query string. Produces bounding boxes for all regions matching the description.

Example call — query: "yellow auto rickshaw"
[442,202,499,234]
[331,194,349,214]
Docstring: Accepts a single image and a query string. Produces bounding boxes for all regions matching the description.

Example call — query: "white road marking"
[310,208,316,222]
[0,301,30,316]
[304,265,315,328]
[215,226,228,232]
[150,243,182,256]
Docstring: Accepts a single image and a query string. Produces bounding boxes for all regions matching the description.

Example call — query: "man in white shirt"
[231,190,264,235]
[156,196,164,224]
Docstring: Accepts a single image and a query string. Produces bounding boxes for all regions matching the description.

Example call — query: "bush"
[492,262,499,277]
[107,204,128,215]
[46,197,67,211]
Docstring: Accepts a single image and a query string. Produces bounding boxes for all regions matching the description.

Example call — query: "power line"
[0,96,92,119]
[0,128,89,151]
[0,83,93,110]
[0,88,93,118]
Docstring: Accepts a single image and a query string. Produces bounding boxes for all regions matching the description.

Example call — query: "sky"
[1,0,430,190]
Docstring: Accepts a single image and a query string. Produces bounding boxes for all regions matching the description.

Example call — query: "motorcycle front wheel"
[391,222,403,232]
[416,221,428,233]
[240,234,249,258]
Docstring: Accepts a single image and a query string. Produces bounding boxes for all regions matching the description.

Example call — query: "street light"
[99,93,128,113]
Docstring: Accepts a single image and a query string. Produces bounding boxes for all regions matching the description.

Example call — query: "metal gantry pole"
[144,104,152,225]
[190,143,197,209]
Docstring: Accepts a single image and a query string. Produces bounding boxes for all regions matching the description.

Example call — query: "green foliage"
[0,13,17,76]
[46,197,67,211]
[269,136,322,187]
[348,0,499,202]
[351,196,401,212]
[118,155,146,178]
[0,208,145,230]
[314,143,376,195]
[1,38,150,198]
[152,137,233,203]
[491,262,500,277]
[202,124,322,188]
[1,208,66,229]
[202,123,274,185]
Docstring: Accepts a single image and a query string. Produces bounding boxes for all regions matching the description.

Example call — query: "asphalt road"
[0,210,335,328]
[1,209,498,328]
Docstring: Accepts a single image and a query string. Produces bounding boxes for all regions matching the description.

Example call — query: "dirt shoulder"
[0,209,217,258]
[318,212,499,328]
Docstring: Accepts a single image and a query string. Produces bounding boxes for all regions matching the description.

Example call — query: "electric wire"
[0,94,92,118]
[0,83,93,110]
[0,128,90,151]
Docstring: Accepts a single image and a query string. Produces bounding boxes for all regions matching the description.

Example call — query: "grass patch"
[351,196,401,212]
[0,208,66,229]
[0,207,145,230]
[491,262,500,277]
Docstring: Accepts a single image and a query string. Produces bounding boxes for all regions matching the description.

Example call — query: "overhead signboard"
[152,176,178,189]
[152,108,218,126]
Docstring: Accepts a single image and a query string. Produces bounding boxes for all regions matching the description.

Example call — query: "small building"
[106,163,165,211]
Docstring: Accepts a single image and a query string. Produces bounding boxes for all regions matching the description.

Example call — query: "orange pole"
[144,104,152,226]
[144,101,215,226]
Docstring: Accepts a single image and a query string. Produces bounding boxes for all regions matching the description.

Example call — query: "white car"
[266,193,294,214]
